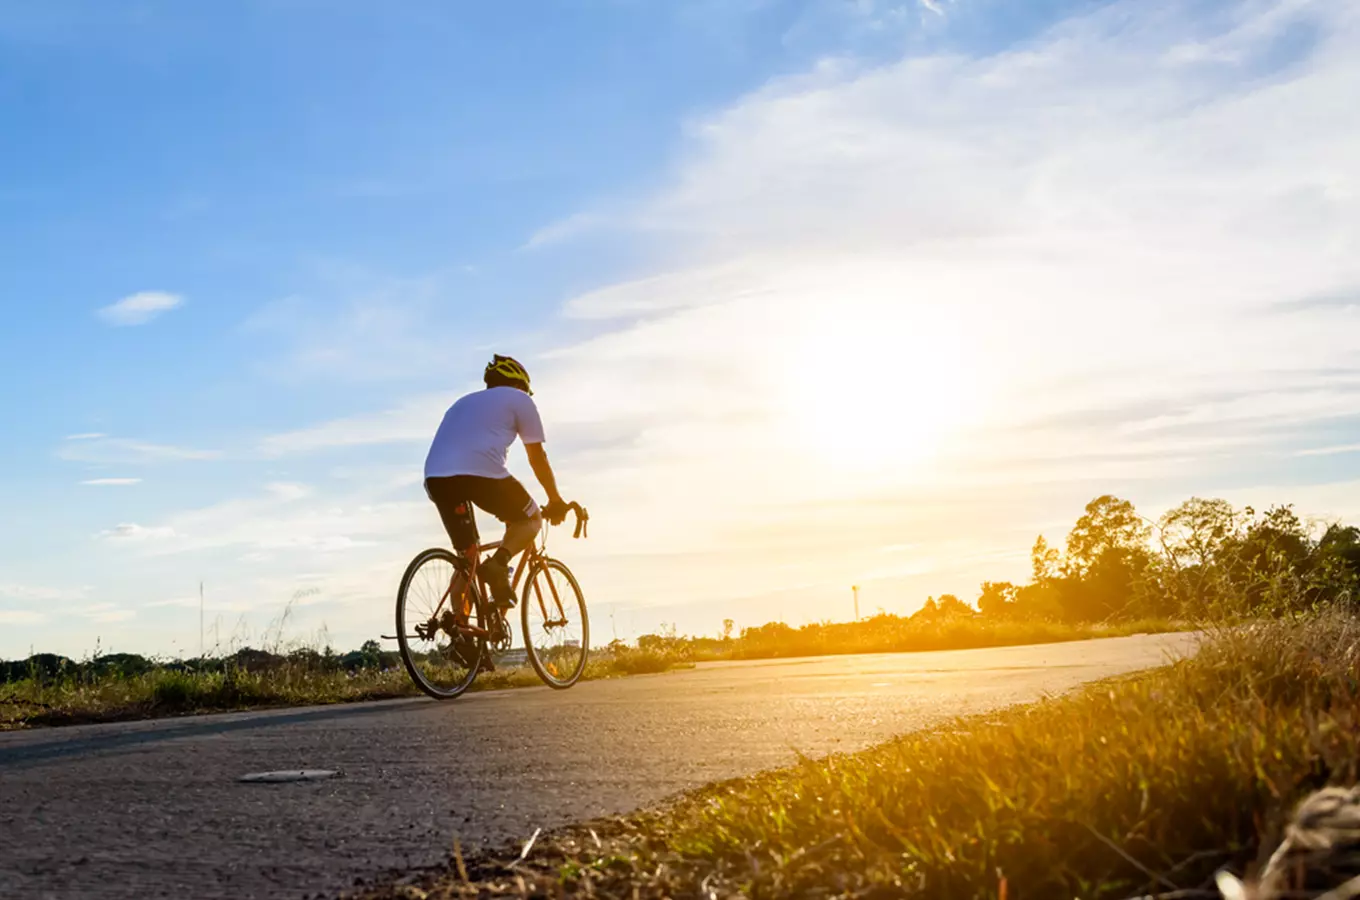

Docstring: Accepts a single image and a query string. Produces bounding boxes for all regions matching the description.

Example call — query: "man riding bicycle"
[423,355,569,614]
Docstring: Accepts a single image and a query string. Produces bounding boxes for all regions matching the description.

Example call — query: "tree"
[1012,582,1064,621]
[722,619,735,641]
[976,581,1018,618]
[1065,495,1150,576]
[1031,536,1061,584]
[935,594,974,618]
[1156,498,1245,616]
[1159,498,1243,570]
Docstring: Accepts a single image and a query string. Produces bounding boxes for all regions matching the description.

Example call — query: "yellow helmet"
[484,354,532,395]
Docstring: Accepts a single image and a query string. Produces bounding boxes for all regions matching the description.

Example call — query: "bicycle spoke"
[397,549,484,700]
[521,559,588,689]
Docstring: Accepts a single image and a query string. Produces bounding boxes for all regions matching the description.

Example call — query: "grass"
[347,611,1360,900]
[0,644,690,730]
[1,616,1185,730]
[718,614,1182,660]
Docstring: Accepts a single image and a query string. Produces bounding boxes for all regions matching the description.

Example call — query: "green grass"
[349,612,1360,899]
[0,645,692,729]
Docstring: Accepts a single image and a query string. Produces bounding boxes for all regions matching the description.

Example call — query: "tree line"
[917,495,1360,624]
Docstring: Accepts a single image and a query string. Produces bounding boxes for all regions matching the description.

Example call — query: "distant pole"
[199,581,204,658]
[852,585,860,621]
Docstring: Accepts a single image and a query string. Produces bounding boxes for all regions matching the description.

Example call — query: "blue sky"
[2,0,1358,659]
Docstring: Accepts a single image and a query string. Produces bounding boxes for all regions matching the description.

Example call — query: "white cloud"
[1296,443,1360,457]
[505,0,1360,614]
[85,603,137,624]
[258,393,452,456]
[242,273,483,383]
[65,432,107,441]
[0,583,87,604]
[266,482,311,502]
[0,610,46,625]
[24,0,1360,659]
[99,523,177,542]
[523,212,605,250]
[97,291,184,326]
[80,478,142,486]
[58,436,218,465]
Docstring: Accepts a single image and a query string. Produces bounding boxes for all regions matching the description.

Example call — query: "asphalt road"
[0,633,1195,900]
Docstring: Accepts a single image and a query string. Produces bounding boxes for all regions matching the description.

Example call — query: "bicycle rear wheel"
[396,548,484,700]
[520,557,589,689]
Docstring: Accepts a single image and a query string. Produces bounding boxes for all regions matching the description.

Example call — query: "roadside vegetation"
[6,491,1358,731]
[0,642,683,729]
[352,611,1360,900]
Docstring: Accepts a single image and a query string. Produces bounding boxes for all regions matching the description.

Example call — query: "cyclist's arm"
[524,442,563,506]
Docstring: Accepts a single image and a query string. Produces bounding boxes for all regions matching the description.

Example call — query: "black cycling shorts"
[425,475,541,549]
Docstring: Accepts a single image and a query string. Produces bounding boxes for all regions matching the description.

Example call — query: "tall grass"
[651,613,1360,898]
[348,612,1360,899]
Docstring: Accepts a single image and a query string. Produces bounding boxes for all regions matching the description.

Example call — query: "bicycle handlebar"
[549,500,589,539]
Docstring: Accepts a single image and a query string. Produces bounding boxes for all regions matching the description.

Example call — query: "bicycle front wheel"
[396,548,484,700]
[520,557,589,689]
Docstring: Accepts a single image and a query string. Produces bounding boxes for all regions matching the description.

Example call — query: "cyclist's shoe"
[480,556,516,609]
[448,633,480,670]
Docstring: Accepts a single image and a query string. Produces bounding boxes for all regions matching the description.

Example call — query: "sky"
[2,0,1358,660]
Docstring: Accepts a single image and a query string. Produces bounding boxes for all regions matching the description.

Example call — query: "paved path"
[0,633,1195,899]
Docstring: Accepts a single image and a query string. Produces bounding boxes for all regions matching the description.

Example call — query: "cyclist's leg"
[463,476,542,607]
[424,477,479,616]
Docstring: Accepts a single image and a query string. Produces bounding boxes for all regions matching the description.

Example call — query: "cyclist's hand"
[543,498,571,526]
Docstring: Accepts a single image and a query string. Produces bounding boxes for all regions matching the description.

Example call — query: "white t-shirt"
[424,387,546,481]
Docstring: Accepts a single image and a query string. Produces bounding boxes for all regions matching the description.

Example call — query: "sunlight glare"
[774,300,979,482]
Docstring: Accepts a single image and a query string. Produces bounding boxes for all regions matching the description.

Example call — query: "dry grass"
[347,612,1360,899]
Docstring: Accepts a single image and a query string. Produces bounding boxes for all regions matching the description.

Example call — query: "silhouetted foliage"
[972,494,1360,624]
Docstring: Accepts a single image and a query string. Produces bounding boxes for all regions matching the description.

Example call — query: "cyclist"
[423,355,569,616]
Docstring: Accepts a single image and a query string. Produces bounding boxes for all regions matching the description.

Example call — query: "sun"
[771,301,979,480]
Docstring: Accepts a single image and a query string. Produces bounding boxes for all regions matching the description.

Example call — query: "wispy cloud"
[241,272,478,384]
[99,523,177,542]
[32,0,1360,656]
[80,477,142,486]
[1296,443,1360,458]
[97,291,184,326]
[85,603,136,624]
[257,393,452,456]
[522,212,606,250]
[0,610,45,625]
[58,435,218,465]
[506,0,1360,613]
[0,583,87,604]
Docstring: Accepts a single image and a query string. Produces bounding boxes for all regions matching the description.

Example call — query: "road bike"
[392,502,590,700]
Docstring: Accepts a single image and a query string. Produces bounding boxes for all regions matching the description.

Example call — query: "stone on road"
[0,633,1194,900]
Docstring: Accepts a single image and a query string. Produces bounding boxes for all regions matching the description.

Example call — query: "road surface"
[0,633,1195,899]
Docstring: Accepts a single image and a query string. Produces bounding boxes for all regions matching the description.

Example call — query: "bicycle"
[392,502,590,700]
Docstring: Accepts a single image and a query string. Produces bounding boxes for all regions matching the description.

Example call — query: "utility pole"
[199,581,204,659]
[852,585,860,621]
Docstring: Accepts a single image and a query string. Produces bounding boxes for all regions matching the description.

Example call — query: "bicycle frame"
[420,529,570,642]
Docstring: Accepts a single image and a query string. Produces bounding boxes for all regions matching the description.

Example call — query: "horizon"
[3,0,1359,660]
